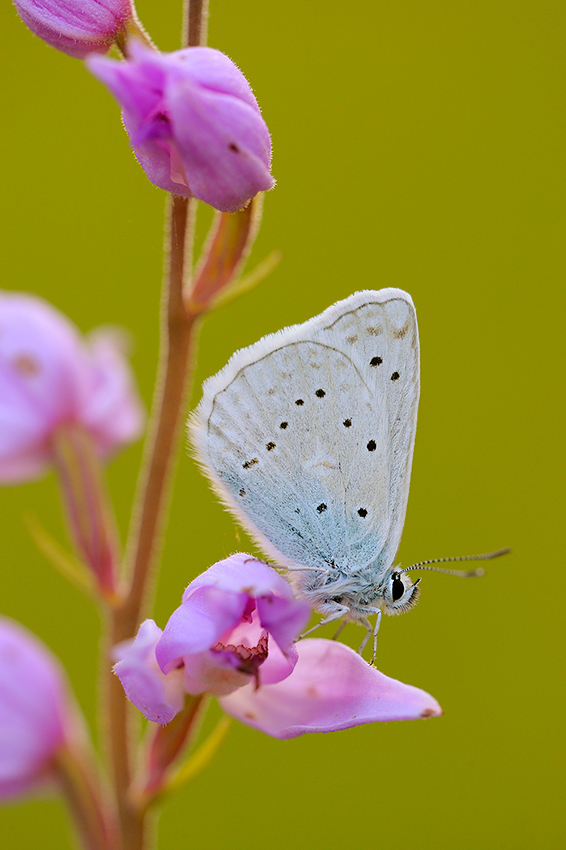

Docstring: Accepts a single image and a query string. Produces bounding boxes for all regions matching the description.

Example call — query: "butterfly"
[190,289,506,656]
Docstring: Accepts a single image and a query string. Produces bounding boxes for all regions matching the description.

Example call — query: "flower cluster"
[115,554,441,739]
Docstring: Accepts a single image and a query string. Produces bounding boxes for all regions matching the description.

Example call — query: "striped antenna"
[400,547,511,578]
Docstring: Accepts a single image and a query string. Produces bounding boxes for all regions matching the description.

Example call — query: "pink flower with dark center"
[12,0,135,59]
[115,555,442,737]
[0,292,144,483]
[88,43,275,212]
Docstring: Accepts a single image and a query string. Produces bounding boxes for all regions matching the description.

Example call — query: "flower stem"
[137,695,208,805]
[183,0,209,48]
[105,8,213,847]
[107,193,198,848]
[119,194,198,638]
[51,423,120,601]
[54,742,119,850]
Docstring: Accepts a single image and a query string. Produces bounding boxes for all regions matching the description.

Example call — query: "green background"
[1,1,564,847]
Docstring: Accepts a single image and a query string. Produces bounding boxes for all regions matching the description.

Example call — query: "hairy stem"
[120,195,198,637]
[55,742,119,850]
[183,0,209,48]
[107,194,198,848]
[105,6,212,847]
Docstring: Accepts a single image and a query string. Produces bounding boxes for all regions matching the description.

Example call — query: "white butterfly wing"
[190,288,419,580]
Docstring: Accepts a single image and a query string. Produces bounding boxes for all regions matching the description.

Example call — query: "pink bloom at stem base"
[0,292,144,483]
[0,617,75,799]
[0,617,119,844]
[114,555,442,739]
[88,44,275,212]
[13,0,135,59]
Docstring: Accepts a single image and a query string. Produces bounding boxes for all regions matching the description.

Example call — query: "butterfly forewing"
[190,288,419,584]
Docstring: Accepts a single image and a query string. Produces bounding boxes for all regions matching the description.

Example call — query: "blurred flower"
[12,0,135,59]
[0,292,144,483]
[115,555,442,738]
[87,43,275,212]
[0,617,73,799]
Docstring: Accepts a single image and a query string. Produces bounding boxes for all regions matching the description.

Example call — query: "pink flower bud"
[115,555,442,738]
[88,43,275,212]
[12,0,135,59]
[0,292,144,483]
[0,617,74,799]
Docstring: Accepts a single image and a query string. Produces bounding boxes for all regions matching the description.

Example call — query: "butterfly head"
[380,570,421,615]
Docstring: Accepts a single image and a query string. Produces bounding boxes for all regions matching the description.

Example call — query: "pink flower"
[12,0,134,59]
[115,555,442,738]
[87,44,275,212]
[0,292,144,483]
[0,617,73,799]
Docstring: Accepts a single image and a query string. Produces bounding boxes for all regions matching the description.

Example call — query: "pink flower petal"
[0,292,144,483]
[219,639,442,739]
[256,593,310,655]
[183,554,295,602]
[155,585,249,672]
[79,328,145,456]
[114,620,185,725]
[13,0,133,58]
[88,45,274,211]
[167,76,273,212]
[0,617,70,798]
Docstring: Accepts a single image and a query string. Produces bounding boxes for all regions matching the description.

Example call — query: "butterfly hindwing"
[190,288,419,580]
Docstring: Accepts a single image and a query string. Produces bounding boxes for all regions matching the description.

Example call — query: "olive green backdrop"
[1,1,564,848]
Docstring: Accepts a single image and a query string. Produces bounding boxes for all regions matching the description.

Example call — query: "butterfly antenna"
[400,547,511,578]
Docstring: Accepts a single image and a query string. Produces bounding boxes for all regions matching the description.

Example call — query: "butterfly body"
[190,289,421,632]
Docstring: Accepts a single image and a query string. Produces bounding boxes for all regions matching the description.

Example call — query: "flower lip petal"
[219,639,442,739]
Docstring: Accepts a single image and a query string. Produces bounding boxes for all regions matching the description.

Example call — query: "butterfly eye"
[391,575,406,602]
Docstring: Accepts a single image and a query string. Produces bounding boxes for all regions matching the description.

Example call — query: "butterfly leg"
[299,606,349,640]
[356,608,382,664]
[370,608,382,665]
[332,620,348,641]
